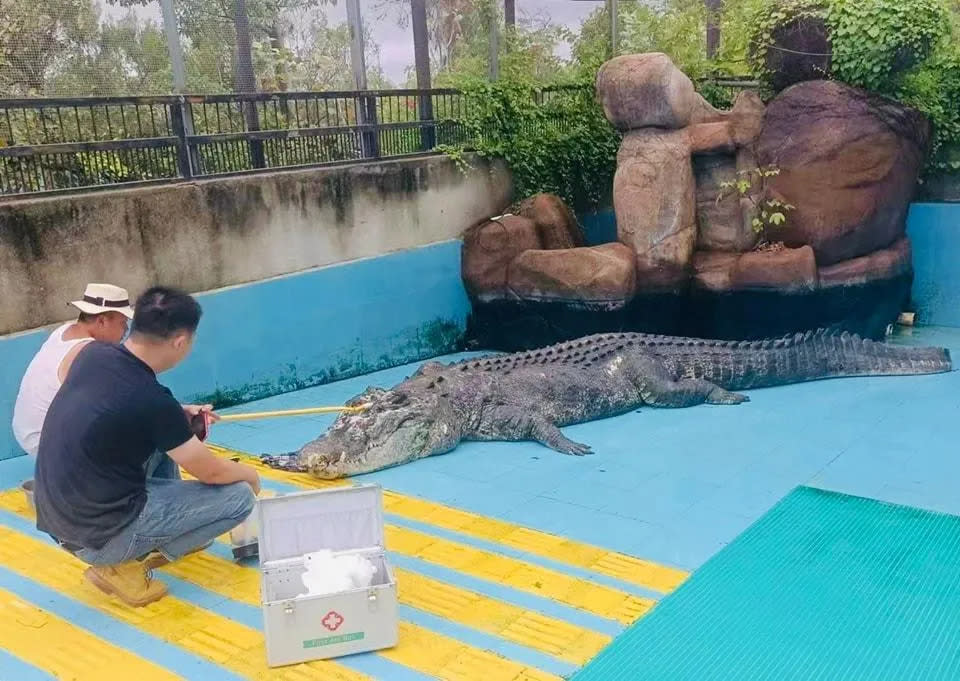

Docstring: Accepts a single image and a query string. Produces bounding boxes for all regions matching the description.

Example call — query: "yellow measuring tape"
[217,404,370,422]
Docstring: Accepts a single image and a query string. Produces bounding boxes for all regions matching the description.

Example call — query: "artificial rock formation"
[507,243,636,307]
[461,214,542,301]
[755,80,930,265]
[596,52,701,130]
[514,193,585,250]
[614,129,696,291]
[461,205,635,311]
[602,54,769,291]
[461,52,928,349]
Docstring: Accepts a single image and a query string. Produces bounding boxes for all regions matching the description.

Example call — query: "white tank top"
[11,323,93,458]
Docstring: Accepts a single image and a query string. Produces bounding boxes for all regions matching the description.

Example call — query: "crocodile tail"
[708,328,952,390]
[825,331,952,377]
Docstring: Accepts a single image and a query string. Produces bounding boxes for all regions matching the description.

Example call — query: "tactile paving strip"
[207,445,689,595]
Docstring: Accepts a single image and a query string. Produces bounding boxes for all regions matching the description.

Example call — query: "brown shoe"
[141,540,214,570]
[84,562,168,607]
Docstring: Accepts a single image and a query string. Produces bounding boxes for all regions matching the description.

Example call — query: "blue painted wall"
[2,204,959,462]
[0,240,471,461]
[579,211,618,246]
[906,203,960,328]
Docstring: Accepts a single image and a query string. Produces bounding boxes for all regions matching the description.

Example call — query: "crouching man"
[33,286,261,607]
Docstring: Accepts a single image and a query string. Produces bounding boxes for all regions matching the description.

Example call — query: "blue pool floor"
[202,324,960,572]
[0,324,957,681]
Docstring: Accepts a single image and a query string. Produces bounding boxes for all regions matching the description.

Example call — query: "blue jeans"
[74,451,256,566]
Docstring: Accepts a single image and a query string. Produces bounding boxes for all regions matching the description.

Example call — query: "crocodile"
[263,328,952,479]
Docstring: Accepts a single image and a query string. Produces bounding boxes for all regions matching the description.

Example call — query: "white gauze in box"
[299,549,378,597]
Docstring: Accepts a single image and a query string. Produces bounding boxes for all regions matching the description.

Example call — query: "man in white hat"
[12,283,134,458]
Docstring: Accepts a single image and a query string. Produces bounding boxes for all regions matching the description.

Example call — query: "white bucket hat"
[69,283,134,319]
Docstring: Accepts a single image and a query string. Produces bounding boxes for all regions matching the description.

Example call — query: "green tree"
[278,6,390,91]
[104,0,337,92]
[571,0,764,81]
[46,12,173,95]
[377,0,573,86]
[0,0,100,95]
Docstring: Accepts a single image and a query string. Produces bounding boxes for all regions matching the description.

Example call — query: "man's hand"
[168,436,261,494]
[182,403,220,423]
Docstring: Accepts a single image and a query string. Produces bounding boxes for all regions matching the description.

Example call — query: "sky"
[100,0,602,84]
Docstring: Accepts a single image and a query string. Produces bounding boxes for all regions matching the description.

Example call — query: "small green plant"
[717,165,796,243]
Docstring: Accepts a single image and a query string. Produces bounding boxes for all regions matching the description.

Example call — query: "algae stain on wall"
[193,316,465,409]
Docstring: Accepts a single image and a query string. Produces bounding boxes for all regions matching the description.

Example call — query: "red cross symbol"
[322,611,344,631]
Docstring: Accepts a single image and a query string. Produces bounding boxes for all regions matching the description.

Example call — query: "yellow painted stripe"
[379,491,688,593]
[392,568,610,665]
[0,585,184,681]
[158,552,563,681]
[216,529,610,665]
[4,489,608,666]
[0,523,370,681]
[385,524,653,626]
[206,488,651,627]
[0,489,562,681]
[208,444,688,593]
[203,449,657,624]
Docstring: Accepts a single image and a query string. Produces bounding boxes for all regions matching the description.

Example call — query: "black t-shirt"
[34,342,194,549]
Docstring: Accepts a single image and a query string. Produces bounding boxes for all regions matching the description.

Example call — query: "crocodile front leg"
[468,406,593,455]
[633,355,750,407]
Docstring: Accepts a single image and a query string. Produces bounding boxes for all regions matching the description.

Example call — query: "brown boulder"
[688,93,728,125]
[687,90,765,153]
[694,153,759,252]
[756,80,929,266]
[614,129,696,291]
[819,237,912,288]
[515,193,585,250]
[506,243,637,306]
[461,215,541,301]
[692,251,740,292]
[730,245,818,292]
[596,53,698,130]
[729,90,766,146]
[688,122,736,155]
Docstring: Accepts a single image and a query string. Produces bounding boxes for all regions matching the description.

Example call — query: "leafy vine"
[435,78,621,214]
[748,0,957,178]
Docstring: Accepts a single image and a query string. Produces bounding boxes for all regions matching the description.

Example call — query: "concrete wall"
[0,240,472,461]
[906,203,960,327]
[0,154,511,335]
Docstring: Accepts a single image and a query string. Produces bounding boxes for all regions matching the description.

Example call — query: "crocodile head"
[294,379,462,479]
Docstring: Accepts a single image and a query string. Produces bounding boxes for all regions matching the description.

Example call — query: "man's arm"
[167,437,261,494]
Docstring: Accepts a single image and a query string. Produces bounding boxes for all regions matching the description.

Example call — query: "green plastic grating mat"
[572,486,960,681]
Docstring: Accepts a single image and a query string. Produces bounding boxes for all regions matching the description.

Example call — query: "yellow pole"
[217,404,370,422]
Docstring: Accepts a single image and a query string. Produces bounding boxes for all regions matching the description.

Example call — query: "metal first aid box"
[257,483,398,667]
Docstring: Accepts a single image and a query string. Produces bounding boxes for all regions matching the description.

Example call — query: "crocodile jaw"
[295,387,460,478]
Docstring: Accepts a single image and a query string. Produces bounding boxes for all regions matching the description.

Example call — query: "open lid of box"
[257,483,385,564]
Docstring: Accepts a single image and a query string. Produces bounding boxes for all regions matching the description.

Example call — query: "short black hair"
[131,286,202,339]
